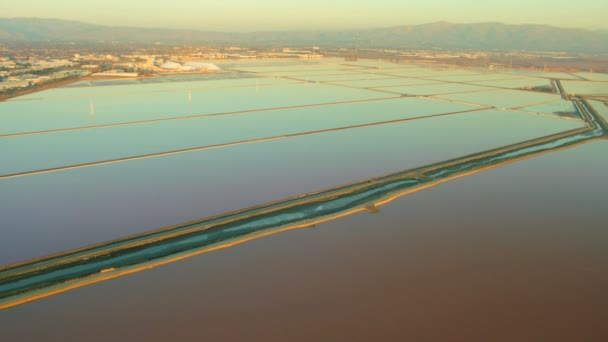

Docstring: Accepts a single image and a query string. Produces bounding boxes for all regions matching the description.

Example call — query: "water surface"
[1,140,606,341]
[561,81,608,95]
[467,77,551,89]
[0,110,583,264]
[436,89,560,108]
[0,97,480,175]
[1,83,393,135]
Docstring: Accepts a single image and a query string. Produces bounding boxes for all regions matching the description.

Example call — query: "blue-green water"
[562,81,608,96]
[467,77,551,89]
[0,60,600,273]
[590,100,608,122]
[436,89,561,108]
[0,108,584,264]
[376,83,494,96]
[329,77,443,88]
[12,77,299,100]
[1,83,393,135]
[0,97,483,175]
[519,100,580,118]
[1,60,607,339]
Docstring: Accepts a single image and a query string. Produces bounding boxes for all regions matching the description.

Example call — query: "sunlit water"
[1,60,607,339]
[1,140,606,341]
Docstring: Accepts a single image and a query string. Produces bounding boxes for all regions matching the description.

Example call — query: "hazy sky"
[3,0,607,31]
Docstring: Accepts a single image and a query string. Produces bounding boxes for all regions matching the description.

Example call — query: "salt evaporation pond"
[329,77,443,88]
[0,107,583,263]
[377,83,494,96]
[590,100,608,122]
[562,81,608,96]
[2,140,606,341]
[436,89,561,108]
[468,77,551,89]
[519,100,580,118]
[0,83,395,135]
[1,97,482,175]
[0,60,606,328]
[12,76,299,100]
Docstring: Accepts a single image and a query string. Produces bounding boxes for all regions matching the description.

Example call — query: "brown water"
[1,141,606,341]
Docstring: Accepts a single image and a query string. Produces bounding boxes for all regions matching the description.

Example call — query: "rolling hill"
[1,18,607,53]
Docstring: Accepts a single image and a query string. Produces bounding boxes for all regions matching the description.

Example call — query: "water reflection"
[1,96,605,310]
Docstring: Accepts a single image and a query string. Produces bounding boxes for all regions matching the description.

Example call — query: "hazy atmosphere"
[2,0,608,340]
[3,0,608,30]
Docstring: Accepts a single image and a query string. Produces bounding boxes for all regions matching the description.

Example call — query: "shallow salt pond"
[328,78,442,88]
[11,76,300,100]
[421,73,522,82]
[574,72,608,81]
[519,100,580,119]
[1,83,394,135]
[283,73,400,82]
[0,109,584,264]
[0,60,599,266]
[260,70,369,77]
[499,70,584,80]
[0,97,481,175]
[435,89,561,108]
[3,141,606,341]
[561,81,608,95]
[467,77,552,89]
[228,63,366,73]
[340,61,420,69]
[356,67,480,78]
[1,59,607,335]
[589,100,608,122]
[377,83,493,96]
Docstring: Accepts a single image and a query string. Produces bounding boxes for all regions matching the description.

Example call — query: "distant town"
[1,43,605,100]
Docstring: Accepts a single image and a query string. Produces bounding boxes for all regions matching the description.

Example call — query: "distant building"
[183,61,220,71]
[0,80,31,90]
[160,61,220,72]
[160,61,184,70]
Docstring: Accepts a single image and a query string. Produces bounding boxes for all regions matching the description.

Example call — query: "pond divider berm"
[1,96,606,310]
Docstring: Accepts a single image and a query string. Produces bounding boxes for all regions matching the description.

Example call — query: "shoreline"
[0,71,232,101]
[0,76,84,102]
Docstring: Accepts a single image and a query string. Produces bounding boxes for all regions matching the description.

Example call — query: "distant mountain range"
[1,18,607,53]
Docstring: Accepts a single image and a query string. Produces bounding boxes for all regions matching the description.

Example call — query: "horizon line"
[2,16,607,33]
